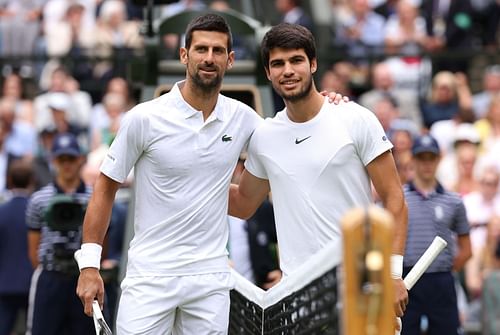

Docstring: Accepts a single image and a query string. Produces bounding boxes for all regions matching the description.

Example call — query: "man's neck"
[55,177,81,194]
[413,177,438,195]
[180,80,220,121]
[285,90,325,123]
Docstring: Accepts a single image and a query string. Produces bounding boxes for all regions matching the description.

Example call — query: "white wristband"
[391,254,403,279]
[74,243,102,271]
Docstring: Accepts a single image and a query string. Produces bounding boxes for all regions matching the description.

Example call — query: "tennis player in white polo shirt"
[228,23,409,327]
[75,14,346,335]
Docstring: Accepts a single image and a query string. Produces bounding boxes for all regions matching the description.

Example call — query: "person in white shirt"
[228,22,409,328]
[75,14,346,334]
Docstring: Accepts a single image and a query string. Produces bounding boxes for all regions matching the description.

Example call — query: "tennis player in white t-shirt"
[228,23,409,326]
[74,14,347,334]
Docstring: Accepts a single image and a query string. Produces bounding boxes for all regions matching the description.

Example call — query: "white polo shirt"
[245,99,392,276]
[101,81,262,277]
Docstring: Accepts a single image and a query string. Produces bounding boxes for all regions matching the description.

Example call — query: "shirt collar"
[170,81,226,122]
[54,180,86,195]
[407,180,445,196]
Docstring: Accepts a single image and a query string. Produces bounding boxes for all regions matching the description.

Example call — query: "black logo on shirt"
[222,134,232,142]
[295,136,311,144]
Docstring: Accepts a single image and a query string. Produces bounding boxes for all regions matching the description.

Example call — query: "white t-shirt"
[101,82,262,277]
[245,99,393,275]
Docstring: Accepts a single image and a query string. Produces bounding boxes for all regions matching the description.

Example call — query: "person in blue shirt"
[0,160,34,335]
[402,134,472,335]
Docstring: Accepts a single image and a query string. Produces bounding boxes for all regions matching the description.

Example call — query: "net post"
[341,206,395,335]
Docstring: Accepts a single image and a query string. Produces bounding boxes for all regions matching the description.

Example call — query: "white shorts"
[116,272,234,335]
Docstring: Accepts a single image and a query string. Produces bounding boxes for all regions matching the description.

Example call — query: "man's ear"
[180,47,188,65]
[311,58,317,74]
[227,50,235,69]
[265,67,271,81]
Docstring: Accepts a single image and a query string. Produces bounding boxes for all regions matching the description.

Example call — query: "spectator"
[90,76,135,129]
[402,134,472,335]
[0,160,34,335]
[34,66,92,134]
[463,165,500,315]
[333,0,386,60]
[44,1,95,81]
[472,0,499,49]
[394,150,414,185]
[90,92,126,150]
[0,97,37,159]
[43,0,97,36]
[274,0,314,32]
[47,93,86,143]
[436,122,481,191]
[319,68,352,97]
[32,127,58,190]
[389,118,418,157]
[371,94,399,134]
[92,0,143,80]
[320,67,352,96]
[358,62,422,128]
[45,2,94,58]
[420,0,476,73]
[26,132,93,335]
[381,0,433,109]
[472,65,500,119]
[422,71,474,130]
[1,72,34,124]
[0,0,44,77]
[474,94,500,165]
[160,0,206,56]
[452,141,480,196]
[383,0,429,56]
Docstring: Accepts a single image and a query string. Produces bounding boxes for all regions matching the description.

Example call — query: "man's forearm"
[385,197,408,255]
[228,183,255,219]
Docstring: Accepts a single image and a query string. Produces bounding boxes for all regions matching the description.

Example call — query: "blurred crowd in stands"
[0,0,498,333]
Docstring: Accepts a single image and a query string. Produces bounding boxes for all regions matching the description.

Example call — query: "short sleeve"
[349,103,393,166]
[453,199,470,236]
[244,127,268,180]
[26,196,43,231]
[100,107,148,183]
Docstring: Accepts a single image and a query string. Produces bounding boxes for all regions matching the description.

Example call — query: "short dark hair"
[260,23,316,70]
[7,160,33,189]
[184,13,233,52]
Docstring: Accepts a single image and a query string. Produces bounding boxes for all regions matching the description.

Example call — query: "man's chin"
[194,76,221,91]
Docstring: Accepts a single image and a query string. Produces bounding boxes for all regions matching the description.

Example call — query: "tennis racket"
[92,300,113,335]
[396,236,448,334]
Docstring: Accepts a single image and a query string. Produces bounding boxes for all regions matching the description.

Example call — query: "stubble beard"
[190,67,223,94]
[274,75,313,102]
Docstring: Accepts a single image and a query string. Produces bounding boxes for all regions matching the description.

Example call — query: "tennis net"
[229,242,342,335]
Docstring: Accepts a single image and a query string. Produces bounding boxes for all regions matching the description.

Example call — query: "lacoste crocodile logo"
[222,134,232,142]
[295,136,311,144]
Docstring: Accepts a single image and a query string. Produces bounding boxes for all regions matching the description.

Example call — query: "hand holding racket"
[93,300,113,335]
[395,236,448,335]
